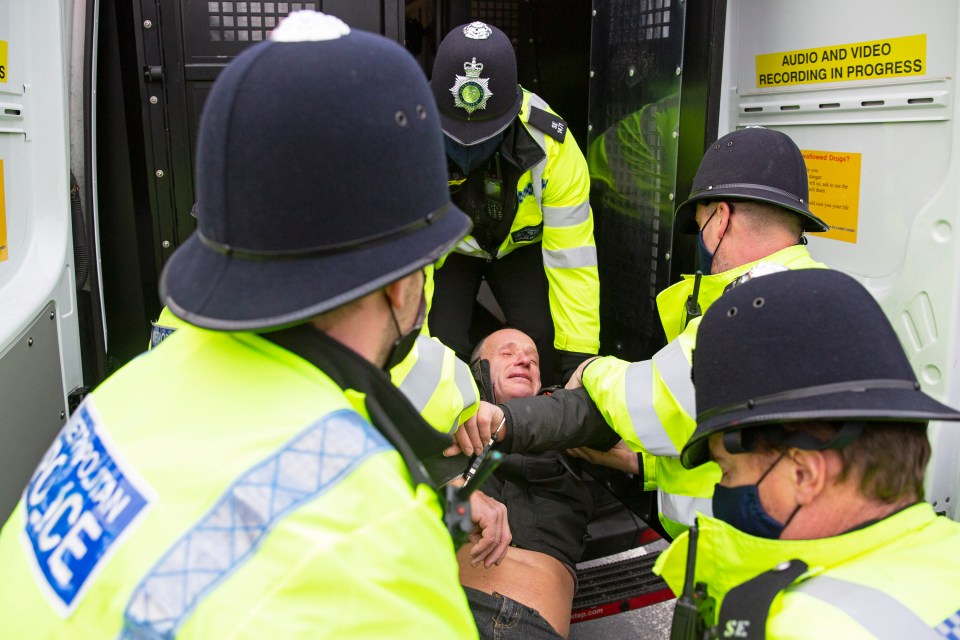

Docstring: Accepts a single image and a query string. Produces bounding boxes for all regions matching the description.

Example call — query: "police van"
[1,0,958,636]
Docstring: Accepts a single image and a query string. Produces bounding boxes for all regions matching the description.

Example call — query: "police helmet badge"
[463,21,493,39]
[450,57,493,115]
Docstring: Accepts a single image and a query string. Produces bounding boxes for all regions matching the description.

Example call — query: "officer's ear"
[383,270,423,312]
[786,448,831,507]
[382,279,405,311]
[715,201,735,236]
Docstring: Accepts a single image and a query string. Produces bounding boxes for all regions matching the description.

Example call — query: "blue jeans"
[463,586,565,640]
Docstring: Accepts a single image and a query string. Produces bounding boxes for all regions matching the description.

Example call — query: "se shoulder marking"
[527,106,567,143]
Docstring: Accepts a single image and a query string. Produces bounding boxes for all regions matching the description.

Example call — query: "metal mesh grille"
[206,1,318,42]
[588,0,683,361]
[470,0,522,38]
[621,0,671,42]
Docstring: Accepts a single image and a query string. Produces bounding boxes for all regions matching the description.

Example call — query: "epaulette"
[527,106,567,142]
[715,559,808,639]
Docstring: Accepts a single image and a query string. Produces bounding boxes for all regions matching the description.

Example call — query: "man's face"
[481,329,541,402]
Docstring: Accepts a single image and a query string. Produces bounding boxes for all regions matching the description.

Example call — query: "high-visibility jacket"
[582,245,828,537]
[0,326,477,638]
[389,334,479,433]
[150,302,479,435]
[654,504,960,639]
[449,90,600,356]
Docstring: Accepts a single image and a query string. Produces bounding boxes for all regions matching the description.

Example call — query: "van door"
[0,0,83,523]
[720,0,960,518]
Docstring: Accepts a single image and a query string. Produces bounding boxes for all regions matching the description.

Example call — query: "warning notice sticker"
[0,40,6,83]
[0,160,7,262]
[803,150,861,244]
[757,34,925,88]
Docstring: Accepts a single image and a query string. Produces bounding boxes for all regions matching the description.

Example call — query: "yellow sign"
[802,150,861,244]
[0,160,7,261]
[0,40,7,83]
[757,34,925,88]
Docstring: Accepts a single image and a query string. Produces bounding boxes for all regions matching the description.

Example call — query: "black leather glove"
[558,350,598,386]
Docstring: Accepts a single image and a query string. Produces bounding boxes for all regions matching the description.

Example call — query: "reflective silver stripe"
[791,575,940,639]
[652,339,695,418]
[452,358,478,432]
[543,245,598,269]
[121,410,389,638]
[624,360,679,456]
[397,336,445,413]
[543,201,591,228]
[456,236,491,258]
[658,489,712,526]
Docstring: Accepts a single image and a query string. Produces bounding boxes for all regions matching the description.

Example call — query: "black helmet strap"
[698,378,921,423]
[765,421,865,451]
[722,420,865,456]
[691,182,805,207]
[197,202,452,260]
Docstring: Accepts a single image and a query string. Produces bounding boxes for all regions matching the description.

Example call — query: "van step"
[571,543,674,624]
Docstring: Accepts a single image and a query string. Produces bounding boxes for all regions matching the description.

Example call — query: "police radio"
[682,271,704,332]
[670,524,716,640]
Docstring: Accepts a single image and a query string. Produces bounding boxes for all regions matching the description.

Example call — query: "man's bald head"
[475,328,541,402]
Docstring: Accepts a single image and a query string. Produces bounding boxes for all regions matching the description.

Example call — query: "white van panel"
[720,0,960,517]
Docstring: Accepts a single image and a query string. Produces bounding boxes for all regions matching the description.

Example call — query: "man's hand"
[566,439,640,474]
[564,356,601,390]
[467,490,512,568]
[445,401,506,457]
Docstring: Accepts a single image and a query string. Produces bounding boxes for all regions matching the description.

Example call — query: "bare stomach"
[457,545,575,638]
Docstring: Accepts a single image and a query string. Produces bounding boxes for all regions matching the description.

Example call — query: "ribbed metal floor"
[571,540,674,625]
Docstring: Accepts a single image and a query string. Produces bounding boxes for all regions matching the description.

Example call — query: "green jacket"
[655,504,960,638]
[582,245,828,537]
[0,326,477,638]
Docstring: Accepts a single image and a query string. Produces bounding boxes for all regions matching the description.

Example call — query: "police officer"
[0,12,509,637]
[453,126,831,538]
[427,21,600,387]
[656,268,960,639]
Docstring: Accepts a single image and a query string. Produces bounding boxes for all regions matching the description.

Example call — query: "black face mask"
[383,283,426,372]
[711,452,801,539]
[697,205,724,274]
[444,133,504,174]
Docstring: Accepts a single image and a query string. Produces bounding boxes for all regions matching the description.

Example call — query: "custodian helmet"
[161,12,471,331]
[675,126,829,234]
[682,269,960,468]
[429,21,523,146]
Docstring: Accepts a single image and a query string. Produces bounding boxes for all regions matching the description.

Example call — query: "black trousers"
[430,243,561,387]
